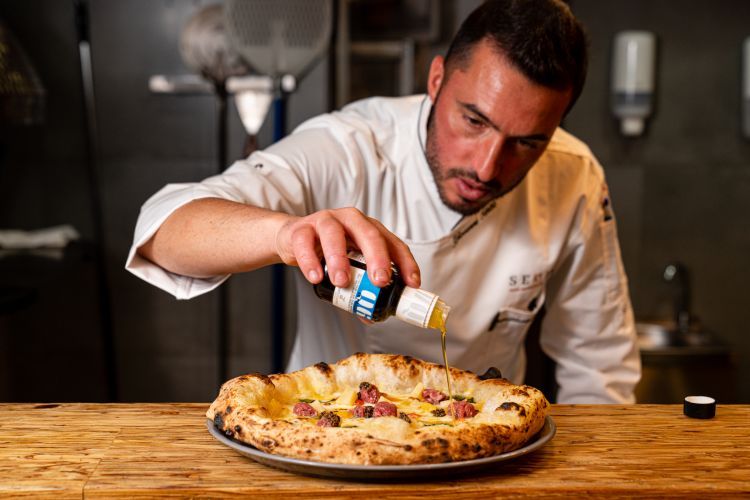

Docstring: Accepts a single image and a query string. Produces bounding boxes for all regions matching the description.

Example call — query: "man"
[127,0,641,403]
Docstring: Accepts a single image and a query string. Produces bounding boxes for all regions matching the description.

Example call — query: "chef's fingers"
[286,221,324,284]
[316,211,352,287]
[279,208,406,289]
[336,209,393,287]
[368,217,421,289]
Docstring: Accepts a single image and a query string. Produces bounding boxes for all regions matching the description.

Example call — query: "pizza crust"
[207,353,549,465]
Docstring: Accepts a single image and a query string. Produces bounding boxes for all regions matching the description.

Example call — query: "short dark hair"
[444,0,588,115]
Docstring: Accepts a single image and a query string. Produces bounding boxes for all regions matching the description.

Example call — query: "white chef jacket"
[126,95,641,403]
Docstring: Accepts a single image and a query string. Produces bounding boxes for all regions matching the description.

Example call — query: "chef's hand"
[275,207,421,289]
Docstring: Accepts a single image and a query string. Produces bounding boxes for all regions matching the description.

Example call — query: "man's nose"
[474,135,504,183]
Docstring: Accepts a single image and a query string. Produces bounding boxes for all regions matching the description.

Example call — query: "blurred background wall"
[0,0,748,403]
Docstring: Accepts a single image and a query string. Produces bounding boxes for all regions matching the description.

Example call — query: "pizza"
[207,353,549,465]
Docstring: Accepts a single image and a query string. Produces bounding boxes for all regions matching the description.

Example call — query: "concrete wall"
[566,0,750,402]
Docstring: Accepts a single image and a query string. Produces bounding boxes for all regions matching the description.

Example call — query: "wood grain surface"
[0,403,748,498]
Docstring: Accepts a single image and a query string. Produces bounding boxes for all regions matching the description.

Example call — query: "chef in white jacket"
[126,0,641,403]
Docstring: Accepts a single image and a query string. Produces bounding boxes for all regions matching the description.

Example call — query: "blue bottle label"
[331,264,381,320]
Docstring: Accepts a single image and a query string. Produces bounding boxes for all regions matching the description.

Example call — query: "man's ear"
[427,56,445,103]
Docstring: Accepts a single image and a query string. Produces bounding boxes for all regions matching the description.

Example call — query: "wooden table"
[0,404,748,498]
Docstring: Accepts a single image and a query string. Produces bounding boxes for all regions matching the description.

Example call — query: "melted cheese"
[283,390,481,429]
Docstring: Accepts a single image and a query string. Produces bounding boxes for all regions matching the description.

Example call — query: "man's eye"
[464,115,484,128]
[517,138,540,149]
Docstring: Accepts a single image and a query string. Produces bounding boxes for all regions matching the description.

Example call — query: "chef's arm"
[137,198,288,278]
[540,183,641,404]
[138,198,420,289]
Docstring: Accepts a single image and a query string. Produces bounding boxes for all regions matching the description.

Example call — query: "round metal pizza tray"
[206,416,555,480]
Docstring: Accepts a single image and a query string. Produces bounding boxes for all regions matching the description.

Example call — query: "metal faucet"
[663,262,691,334]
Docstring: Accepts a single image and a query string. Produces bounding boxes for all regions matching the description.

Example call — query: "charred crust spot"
[421,439,436,447]
[498,402,525,415]
[386,355,421,377]
[479,367,503,380]
[306,449,312,454]
[404,445,413,451]
[399,412,412,424]
[213,413,224,429]
[246,372,273,385]
[474,444,482,452]
[224,429,234,438]
[225,406,232,414]
[261,438,278,449]
[233,425,242,434]
[359,381,372,390]
[461,443,469,449]
[314,362,332,375]
[437,438,449,448]
[511,388,529,397]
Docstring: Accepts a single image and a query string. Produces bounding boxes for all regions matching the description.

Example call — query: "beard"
[424,106,511,216]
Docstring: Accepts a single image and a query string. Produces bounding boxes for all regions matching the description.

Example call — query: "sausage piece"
[293,402,318,417]
[450,400,478,419]
[350,405,375,418]
[421,388,448,405]
[358,382,381,403]
[373,401,398,417]
[316,411,341,427]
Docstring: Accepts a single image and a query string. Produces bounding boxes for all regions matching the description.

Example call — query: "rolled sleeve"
[125,122,364,299]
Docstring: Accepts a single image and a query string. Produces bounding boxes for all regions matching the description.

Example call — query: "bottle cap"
[683,396,716,419]
[396,287,439,328]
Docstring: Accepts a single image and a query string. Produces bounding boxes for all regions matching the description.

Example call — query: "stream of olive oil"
[428,301,454,420]
[440,327,455,419]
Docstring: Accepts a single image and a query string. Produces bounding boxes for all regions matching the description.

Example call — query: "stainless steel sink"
[636,320,720,351]
[634,263,736,402]
[635,320,735,403]
[636,263,725,352]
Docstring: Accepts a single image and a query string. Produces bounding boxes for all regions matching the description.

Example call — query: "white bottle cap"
[395,287,439,328]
